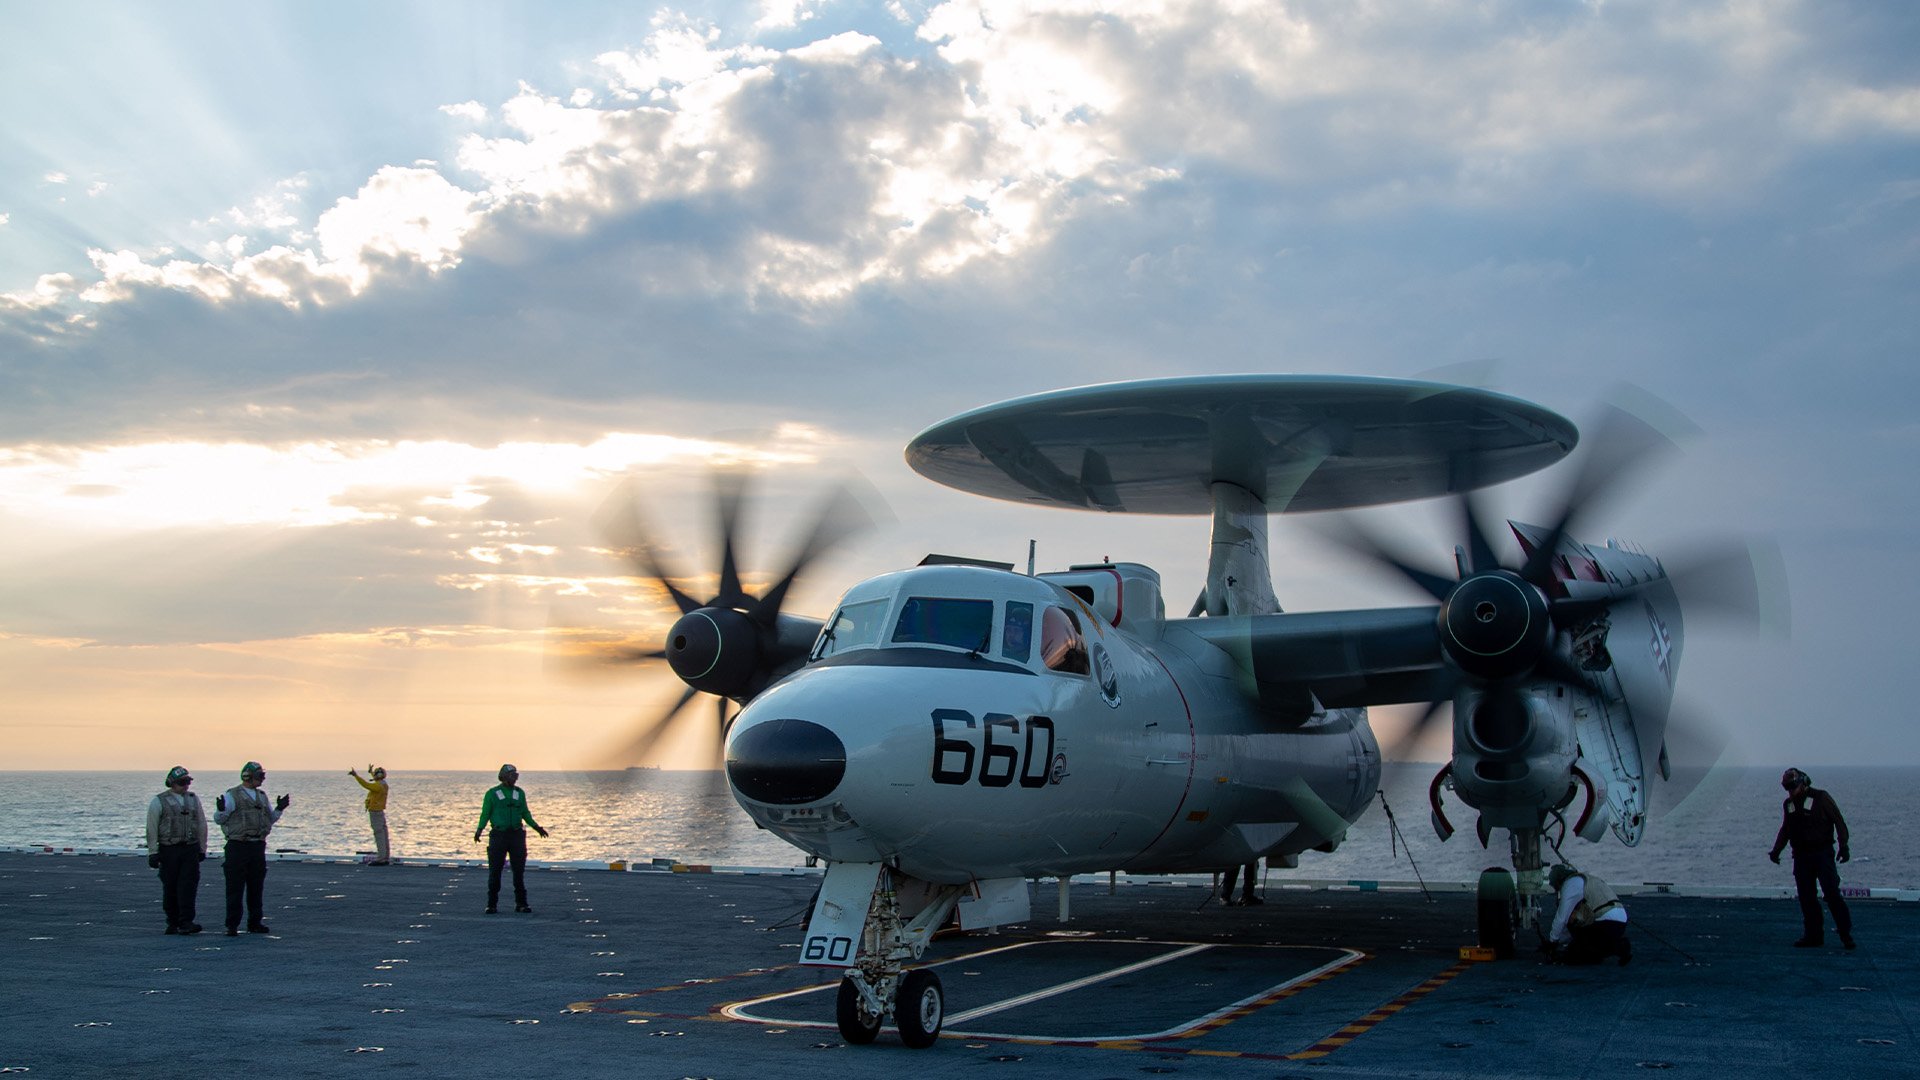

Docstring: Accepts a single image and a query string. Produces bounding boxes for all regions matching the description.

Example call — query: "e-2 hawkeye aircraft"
[597,375,1773,1048]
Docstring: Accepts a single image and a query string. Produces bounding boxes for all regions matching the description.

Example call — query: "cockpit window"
[812,597,892,660]
[1040,605,1088,675]
[1002,601,1033,664]
[892,597,995,651]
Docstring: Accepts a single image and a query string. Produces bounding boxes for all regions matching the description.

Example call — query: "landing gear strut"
[1476,826,1558,958]
[835,975,884,1044]
[1509,826,1548,932]
[811,863,962,1049]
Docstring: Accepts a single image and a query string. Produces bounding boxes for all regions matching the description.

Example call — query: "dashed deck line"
[1280,958,1474,1060]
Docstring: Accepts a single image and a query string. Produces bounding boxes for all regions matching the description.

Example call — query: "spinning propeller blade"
[1384,697,1452,763]
[1314,393,1728,765]
[1662,538,1791,635]
[599,477,701,617]
[595,685,702,771]
[1652,702,1741,822]
[1517,402,1684,589]
[566,469,879,770]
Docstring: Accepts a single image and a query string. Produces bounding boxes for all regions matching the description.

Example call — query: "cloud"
[10,1,1910,335]
[2,1,1911,446]
[440,100,489,123]
[1790,81,1920,138]
[224,176,312,233]
[0,428,834,533]
[9,5,1182,322]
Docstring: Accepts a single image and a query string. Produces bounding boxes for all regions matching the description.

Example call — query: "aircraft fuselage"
[724,564,1380,883]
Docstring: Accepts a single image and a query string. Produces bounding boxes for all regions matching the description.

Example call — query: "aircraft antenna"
[1027,539,1037,576]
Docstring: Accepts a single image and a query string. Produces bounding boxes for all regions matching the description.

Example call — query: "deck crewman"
[1769,767,1855,949]
[214,761,289,936]
[349,765,391,865]
[145,765,208,935]
[474,764,548,914]
[1546,864,1631,966]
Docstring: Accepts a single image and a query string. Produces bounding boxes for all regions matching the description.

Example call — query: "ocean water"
[7,765,1914,889]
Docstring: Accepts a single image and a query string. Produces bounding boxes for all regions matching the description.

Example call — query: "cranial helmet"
[166,765,192,785]
[1782,767,1810,792]
[498,763,518,781]
[1547,864,1575,890]
[241,761,265,780]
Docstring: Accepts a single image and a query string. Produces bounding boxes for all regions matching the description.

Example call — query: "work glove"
[474,832,484,844]
[1769,850,1780,865]
[198,851,207,862]
[149,854,161,869]
[275,793,291,811]
[1838,848,1850,864]
[536,826,549,838]
[216,794,227,812]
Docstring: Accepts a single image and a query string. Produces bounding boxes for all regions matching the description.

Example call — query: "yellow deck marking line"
[1281,959,1473,1060]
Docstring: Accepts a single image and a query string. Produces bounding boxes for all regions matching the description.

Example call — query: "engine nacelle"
[1449,687,1578,831]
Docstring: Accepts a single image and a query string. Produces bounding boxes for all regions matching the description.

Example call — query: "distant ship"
[624,765,661,772]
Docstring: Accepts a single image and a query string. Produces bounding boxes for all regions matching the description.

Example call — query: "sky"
[1,0,1915,771]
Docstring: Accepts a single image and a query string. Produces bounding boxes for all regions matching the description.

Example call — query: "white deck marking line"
[719,940,1038,1022]
[944,943,1214,1025]
[717,939,1358,1042]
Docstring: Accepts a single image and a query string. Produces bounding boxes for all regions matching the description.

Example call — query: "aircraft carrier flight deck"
[3,851,1913,1078]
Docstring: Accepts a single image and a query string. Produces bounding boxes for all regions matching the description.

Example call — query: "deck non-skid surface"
[2,853,1913,1078]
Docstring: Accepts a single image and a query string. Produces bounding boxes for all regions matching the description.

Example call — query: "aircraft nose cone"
[726,718,847,806]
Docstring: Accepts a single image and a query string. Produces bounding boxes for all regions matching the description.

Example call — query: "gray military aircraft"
[592,375,1773,1048]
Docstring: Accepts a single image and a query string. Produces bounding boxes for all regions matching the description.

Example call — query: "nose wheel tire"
[895,969,945,1049]
[1477,866,1517,959]
[836,976,882,1044]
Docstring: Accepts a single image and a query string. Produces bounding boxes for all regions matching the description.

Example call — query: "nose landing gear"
[837,967,946,1048]
[808,861,963,1048]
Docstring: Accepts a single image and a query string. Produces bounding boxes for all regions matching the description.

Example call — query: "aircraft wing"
[1170,607,1450,712]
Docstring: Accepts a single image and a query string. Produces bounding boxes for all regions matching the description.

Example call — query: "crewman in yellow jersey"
[348,765,391,865]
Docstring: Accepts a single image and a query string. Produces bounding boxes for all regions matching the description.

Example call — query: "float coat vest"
[153,791,203,846]
[220,786,276,841]
[1570,873,1622,928]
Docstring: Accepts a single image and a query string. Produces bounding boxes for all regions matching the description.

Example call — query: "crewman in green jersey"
[473,764,548,914]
